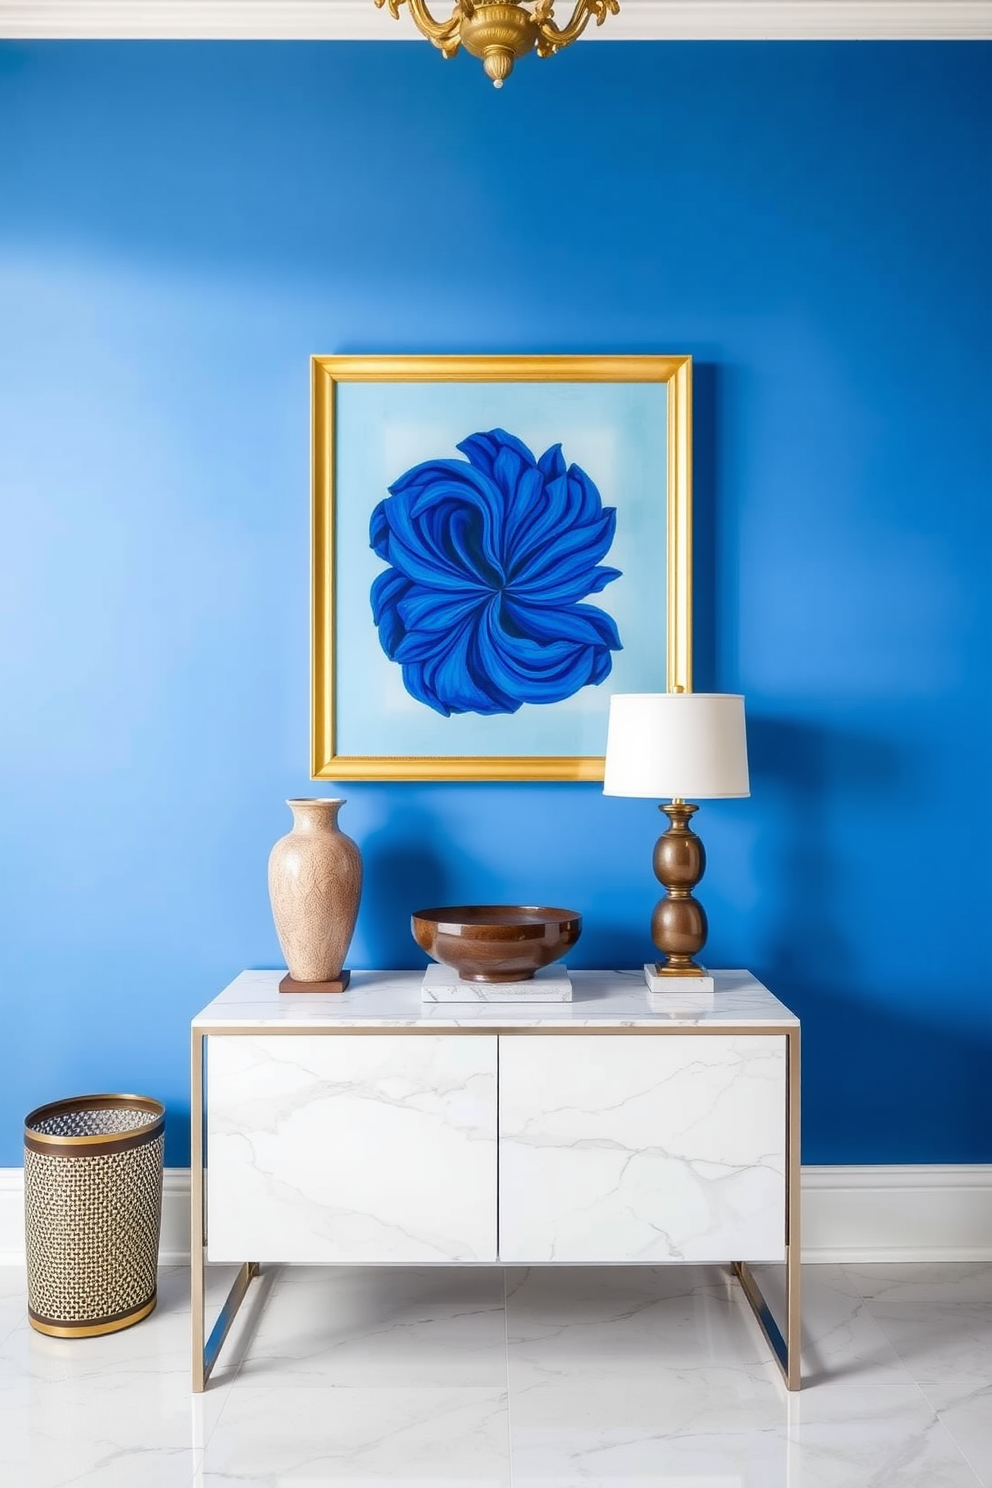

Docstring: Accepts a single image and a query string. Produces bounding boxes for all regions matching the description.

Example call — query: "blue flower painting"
[369,429,623,717]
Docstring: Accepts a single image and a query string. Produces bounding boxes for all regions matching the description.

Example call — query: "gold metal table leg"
[734,1026,802,1390]
[733,1256,800,1389]
[202,1260,260,1388]
[191,1029,206,1392]
[191,1027,260,1391]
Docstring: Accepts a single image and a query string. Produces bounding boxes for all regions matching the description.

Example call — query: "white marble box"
[420,964,573,1002]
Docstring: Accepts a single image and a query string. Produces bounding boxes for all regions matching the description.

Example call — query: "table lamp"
[603,693,750,992]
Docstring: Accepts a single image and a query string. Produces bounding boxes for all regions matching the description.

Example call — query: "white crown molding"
[0,2,990,41]
[2,1165,992,1265]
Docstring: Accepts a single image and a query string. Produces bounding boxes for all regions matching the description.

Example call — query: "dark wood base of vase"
[279,971,350,994]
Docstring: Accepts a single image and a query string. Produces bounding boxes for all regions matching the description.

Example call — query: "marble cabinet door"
[207,1034,497,1263]
[498,1034,787,1264]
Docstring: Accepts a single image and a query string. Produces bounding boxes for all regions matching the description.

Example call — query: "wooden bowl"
[411,905,582,983]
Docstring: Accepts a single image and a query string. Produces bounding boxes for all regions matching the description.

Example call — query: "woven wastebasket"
[24,1094,165,1338]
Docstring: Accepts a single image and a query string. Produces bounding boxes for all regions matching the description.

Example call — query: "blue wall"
[1,40,989,1167]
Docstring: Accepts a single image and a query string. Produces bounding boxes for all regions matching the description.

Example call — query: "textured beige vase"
[267,799,363,982]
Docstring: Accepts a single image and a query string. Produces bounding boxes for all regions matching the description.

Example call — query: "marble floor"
[0,1260,989,1487]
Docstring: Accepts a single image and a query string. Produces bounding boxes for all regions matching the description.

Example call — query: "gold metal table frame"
[191,1022,801,1392]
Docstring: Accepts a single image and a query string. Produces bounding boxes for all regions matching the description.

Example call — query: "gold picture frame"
[312,354,693,782]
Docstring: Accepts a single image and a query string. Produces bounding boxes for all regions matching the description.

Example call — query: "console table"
[191,969,801,1390]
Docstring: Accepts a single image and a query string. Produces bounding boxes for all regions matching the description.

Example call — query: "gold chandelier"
[374,0,621,88]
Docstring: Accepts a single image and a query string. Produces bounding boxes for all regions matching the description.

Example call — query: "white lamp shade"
[603,693,750,800]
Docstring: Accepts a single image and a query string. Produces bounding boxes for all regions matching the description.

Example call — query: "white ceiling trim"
[1,1,990,41]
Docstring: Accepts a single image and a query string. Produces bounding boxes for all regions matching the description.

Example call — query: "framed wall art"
[311,354,693,782]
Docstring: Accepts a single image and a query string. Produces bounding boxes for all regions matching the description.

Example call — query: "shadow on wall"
[573,919,649,972]
[359,809,457,967]
[746,713,903,979]
[745,715,992,1160]
[780,979,992,1162]
[690,360,719,695]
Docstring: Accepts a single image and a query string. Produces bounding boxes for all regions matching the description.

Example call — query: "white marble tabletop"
[192,969,798,1030]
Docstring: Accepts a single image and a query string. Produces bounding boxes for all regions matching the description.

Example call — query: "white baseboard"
[800,1164,992,1263]
[2,1165,990,1266]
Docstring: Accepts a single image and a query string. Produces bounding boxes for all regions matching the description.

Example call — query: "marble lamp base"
[644,963,715,998]
[421,964,573,1002]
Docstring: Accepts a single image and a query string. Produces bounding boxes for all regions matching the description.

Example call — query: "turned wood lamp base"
[650,801,709,978]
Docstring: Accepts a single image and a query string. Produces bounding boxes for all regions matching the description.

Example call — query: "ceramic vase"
[267,798,363,983]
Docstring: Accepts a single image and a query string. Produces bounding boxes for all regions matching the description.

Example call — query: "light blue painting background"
[335,380,668,757]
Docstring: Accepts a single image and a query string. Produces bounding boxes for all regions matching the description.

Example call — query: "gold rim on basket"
[24,1094,165,1156]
